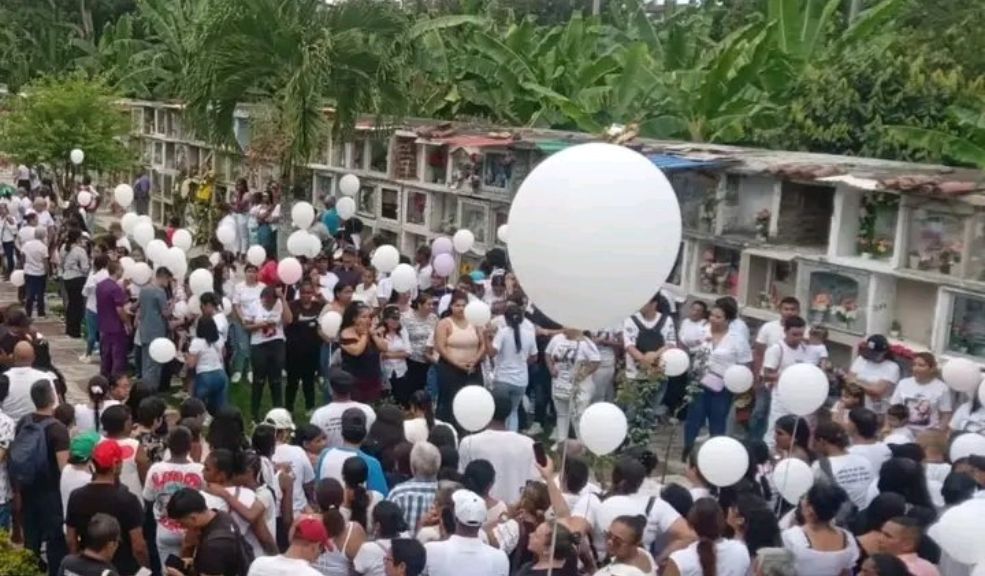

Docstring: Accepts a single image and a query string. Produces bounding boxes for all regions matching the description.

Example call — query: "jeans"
[528,362,554,426]
[749,386,772,441]
[141,344,164,391]
[1,241,13,277]
[22,488,66,576]
[320,342,335,403]
[64,277,86,337]
[251,339,285,421]
[0,501,10,531]
[286,347,319,412]
[426,364,439,402]
[229,320,251,376]
[494,381,527,432]
[195,369,229,415]
[100,331,129,378]
[24,273,46,317]
[85,310,100,355]
[684,386,733,451]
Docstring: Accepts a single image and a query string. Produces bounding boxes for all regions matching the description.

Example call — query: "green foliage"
[0,532,43,576]
[887,106,985,168]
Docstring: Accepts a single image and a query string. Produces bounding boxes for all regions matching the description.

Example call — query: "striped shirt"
[386,479,437,535]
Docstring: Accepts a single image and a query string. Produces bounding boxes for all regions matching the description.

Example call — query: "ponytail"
[342,457,370,529]
[697,537,717,576]
[411,390,435,431]
[504,304,523,353]
[87,375,108,432]
[688,498,724,576]
[349,484,369,529]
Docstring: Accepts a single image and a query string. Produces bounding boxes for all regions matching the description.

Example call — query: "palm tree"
[888,106,985,168]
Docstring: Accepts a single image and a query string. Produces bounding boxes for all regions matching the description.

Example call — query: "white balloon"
[114,184,134,208]
[129,262,152,285]
[9,270,24,287]
[172,229,193,253]
[189,268,214,296]
[173,300,188,319]
[119,257,135,279]
[776,363,828,416]
[929,499,985,564]
[453,386,495,432]
[278,257,303,284]
[978,379,985,411]
[304,233,323,259]
[319,311,343,338]
[337,197,356,220]
[371,245,400,274]
[148,338,177,363]
[660,348,690,377]
[164,246,187,278]
[120,212,139,234]
[145,239,168,264]
[187,294,202,316]
[972,564,985,576]
[464,300,491,327]
[697,436,749,487]
[390,264,417,293]
[452,229,475,253]
[724,365,754,394]
[578,402,628,456]
[70,148,85,165]
[771,458,814,504]
[247,245,267,267]
[950,432,985,461]
[339,174,360,196]
[77,190,92,208]
[943,358,982,393]
[291,202,315,229]
[137,215,153,226]
[208,252,222,267]
[222,297,233,315]
[508,143,681,330]
[216,225,236,246]
[133,222,155,247]
[287,230,311,257]
[497,224,509,243]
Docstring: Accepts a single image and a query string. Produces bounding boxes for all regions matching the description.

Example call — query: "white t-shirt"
[458,430,537,504]
[247,554,322,576]
[354,538,392,576]
[189,338,224,373]
[755,319,785,348]
[546,334,601,391]
[319,273,339,303]
[310,401,376,448]
[762,340,826,376]
[60,465,92,517]
[100,437,143,507]
[142,461,205,542]
[491,325,537,387]
[847,442,892,472]
[2,367,58,421]
[668,539,750,576]
[202,486,265,557]
[403,418,457,445]
[381,329,411,380]
[316,447,361,485]
[678,318,708,351]
[703,330,746,382]
[890,377,953,432]
[623,313,677,379]
[850,357,901,415]
[22,239,48,276]
[728,319,754,364]
[233,282,266,315]
[273,443,315,515]
[84,269,110,312]
[354,283,378,308]
[16,225,34,247]
[576,492,681,557]
[245,301,285,345]
[781,525,859,576]
[950,402,985,435]
[812,453,875,509]
[425,535,509,576]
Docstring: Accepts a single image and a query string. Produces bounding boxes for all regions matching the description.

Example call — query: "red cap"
[91,440,123,469]
[294,517,331,548]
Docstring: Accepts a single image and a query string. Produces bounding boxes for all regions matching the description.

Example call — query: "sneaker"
[232,372,242,383]
[78,354,91,363]
[526,422,544,436]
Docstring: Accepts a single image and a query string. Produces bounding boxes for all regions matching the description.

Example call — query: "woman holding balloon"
[433,290,485,430]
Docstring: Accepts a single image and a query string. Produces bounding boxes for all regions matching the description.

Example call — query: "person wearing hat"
[66,440,149,575]
[246,516,327,576]
[60,431,101,516]
[761,315,826,450]
[847,334,901,417]
[265,409,316,520]
[424,489,508,576]
[316,407,388,496]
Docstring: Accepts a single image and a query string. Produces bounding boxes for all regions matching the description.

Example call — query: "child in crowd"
[830,384,865,427]
[883,404,916,444]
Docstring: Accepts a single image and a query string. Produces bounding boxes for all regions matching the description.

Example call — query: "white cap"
[452,490,486,527]
[263,408,295,431]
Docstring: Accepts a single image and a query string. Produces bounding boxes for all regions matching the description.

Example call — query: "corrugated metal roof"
[648,154,723,171]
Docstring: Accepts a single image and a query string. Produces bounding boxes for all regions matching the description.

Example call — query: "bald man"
[1,341,57,420]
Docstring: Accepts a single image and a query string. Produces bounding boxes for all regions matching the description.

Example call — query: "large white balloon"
[148,338,177,364]
[77,191,92,208]
[578,402,628,455]
[121,212,139,234]
[70,148,85,165]
[189,269,214,295]
[247,245,266,267]
[173,300,189,319]
[114,184,134,208]
[497,224,509,243]
[724,365,754,394]
[772,458,814,504]
[130,262,152,285]
[278,257,303,284]
[390,264,417,293]
[660,348,690,377]
[973,564,985,576]
[145,239,168,264]
[9,270,24,287]
[287,230,311,257]
[164,247,187,278]
[776,363,828,416]
[187,294,201,316]
[339,174,360,196]
[371,245,400,274]
[304,233,322,259]
[453,386,495,432]
[216,225,236,246]
[337,197,356,220]
[133,222,155,247]
[452,229,475,253]
[171,229,193,253]
[950,432,985,461]
[508,143,681,330]
[119,257,135,279]
[208,252,222,267]
[929,499,985,564]
[697,437,749,487]
[291,202,315,229]
[319,311,343,338]
[943,358,982,393]
[464,301,491,327]
[432,237,453,256]
[978,379,985,411]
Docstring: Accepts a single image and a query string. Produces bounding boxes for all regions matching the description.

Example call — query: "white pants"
[234,212,250,255]
[553,378,594,442]
[592,356,616,403]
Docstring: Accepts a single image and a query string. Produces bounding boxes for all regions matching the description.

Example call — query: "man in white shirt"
[310,368,376,448]
[2,341,59,421]
[761,316,825,449]
[847,335,901,416]
[458,391,537,505]
[22,227,49,318]
[754,297,801,363]
[247,516,326,576]
[80,253,110,363]
[425,490,509,576]
[264,408,315,517]
[846,407,892,471]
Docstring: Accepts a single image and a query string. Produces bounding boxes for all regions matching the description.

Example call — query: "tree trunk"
[848,0,861,23]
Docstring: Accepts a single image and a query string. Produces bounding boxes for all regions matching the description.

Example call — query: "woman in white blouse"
[780,483,859,576]
[379,305,412,405]
[678,301,710,352]
[665,498,750,576]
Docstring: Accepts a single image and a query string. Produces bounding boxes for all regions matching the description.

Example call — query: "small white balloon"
[291,202,315,229]
[950,432,985,461]
[772,458,814,504]
[776,363,828,416]
[337,197,356,220]
[319,311,343,338]
[77,190,92,208]
[724,365,754,394]
[189,268,214,296]
[452,229,475,253]
[173,301,189,319]
[187,294,202,316]
[222,297,233,315]
[208,252,222,267]
[497,224,509,243]
[390,264,417,293]
[216,225,236,246]
[697,436,749,487]
[464,300,491,327]
[304,233,322,259]
[287,230,311,257]
[172,229,193,253]
[247,246,267,267]
[943,358,982,393]
[339,174,360,196]
[371,245,400,274]
[133,222,155,247]
[145,239,168,264]
[129,262,152,285]
[119,257,135,279]
[70,148,85,165]
[929,499,985,564]
[120,212,139,234]
[660,348,690,377]
[278,257,303,284]
[148,338,177,363]
[453,386,495,432]
[114,184,134,208]
[9,270,24,287]
[578,402,628,456]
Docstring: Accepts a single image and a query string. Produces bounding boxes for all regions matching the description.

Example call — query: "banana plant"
[887,106,985,168]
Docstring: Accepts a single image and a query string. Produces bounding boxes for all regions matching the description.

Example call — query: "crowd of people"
[0,172,981,576]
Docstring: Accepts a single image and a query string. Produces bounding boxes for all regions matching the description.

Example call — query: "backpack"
[9,416,56,488]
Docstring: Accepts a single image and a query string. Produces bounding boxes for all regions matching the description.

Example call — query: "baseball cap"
[264,408,295,431]
[91,440,123,469]
[70,431,101,462]
[864,334,890,354]
[452,489,486,527]
[341,407,367,436]
[294,517,331,548]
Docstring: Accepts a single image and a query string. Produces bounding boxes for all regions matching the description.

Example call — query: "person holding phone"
[243,286,293,423]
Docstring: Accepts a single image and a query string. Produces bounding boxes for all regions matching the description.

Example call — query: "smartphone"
[533,441,548,467]
[165,554,186,572]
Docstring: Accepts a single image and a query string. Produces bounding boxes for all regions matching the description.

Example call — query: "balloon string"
[547,439,569,576]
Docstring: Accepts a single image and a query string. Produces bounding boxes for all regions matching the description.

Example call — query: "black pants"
[2,241,14,277]
[24,273,46,317]
[285,347,319,412]
[251,339,285,421]
[64,276,86,338]
[23,488,66,576]
[436,360,481,431]
[401,360,430,405]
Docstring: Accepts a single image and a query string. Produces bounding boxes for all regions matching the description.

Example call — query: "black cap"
[341,407,367,436]
[865,334,890,353]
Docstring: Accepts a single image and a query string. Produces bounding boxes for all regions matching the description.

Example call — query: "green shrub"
[0,532,44,576]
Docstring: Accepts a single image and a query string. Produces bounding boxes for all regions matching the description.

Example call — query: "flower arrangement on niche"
[755,209,770,241]
[810,292,831,323]
[856,192,899,259]
[831,298,859,329]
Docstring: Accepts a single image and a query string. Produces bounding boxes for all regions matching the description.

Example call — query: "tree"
[888,106,985,168]
[0,73,134,196]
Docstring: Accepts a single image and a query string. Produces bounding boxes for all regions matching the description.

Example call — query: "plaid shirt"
[386,478,438,534]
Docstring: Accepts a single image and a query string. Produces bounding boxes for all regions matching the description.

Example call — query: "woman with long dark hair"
[666,498,751,576]
[600,515,656,575]
[401,292,437,398]
[339,301,388,403]
[353,501,408,576]
[404,390,457,445]
[187,316,228,415]
[243,285,292,423]
[516,520,580,576]
[314,477,366,575]
[61,228,89,338]
[433,290,485,429]
[781,483,859,576]
[726,492,781,558]
[379,305,412,405]
[773,415,813,462]
[73,375,108,433]
[873,458,936,511]
[490,303,537,431]
[341,456,381,530]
